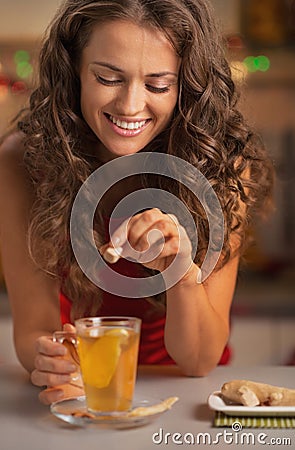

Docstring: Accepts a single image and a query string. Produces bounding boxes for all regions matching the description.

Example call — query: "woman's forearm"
[165,265,230,376]
[14,329,53,373]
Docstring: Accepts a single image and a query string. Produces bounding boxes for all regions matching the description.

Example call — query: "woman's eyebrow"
[90,61,177,78]
[90,61,124,72]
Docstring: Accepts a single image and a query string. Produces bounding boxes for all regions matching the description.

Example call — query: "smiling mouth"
[105,114,151,130]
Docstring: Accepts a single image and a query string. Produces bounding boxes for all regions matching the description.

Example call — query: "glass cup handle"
[52,331,81,383]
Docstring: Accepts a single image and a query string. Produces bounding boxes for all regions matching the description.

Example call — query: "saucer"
[51,395,170,428]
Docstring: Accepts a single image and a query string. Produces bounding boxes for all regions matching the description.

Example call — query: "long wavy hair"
[16,0,273,319]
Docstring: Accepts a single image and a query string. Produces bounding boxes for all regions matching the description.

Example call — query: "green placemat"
[214,412,295,428]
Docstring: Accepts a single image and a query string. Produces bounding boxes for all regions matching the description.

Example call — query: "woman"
[0,0,273,405]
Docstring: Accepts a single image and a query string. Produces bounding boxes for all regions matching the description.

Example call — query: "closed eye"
[146,85,170,94]
[95,74,171,93]
[95,75,121,86]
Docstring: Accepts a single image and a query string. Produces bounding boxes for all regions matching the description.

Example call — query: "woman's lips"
[105,113,151,137]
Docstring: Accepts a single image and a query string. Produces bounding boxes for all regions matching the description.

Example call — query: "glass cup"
[75,316,141,415]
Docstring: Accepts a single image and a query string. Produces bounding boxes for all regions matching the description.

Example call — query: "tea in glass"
[75,316,141,414]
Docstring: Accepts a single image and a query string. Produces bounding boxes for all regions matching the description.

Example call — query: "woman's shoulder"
[0,131,26,164]
[0,131,32,199]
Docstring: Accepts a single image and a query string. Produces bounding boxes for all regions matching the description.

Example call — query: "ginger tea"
[75,317,141,414]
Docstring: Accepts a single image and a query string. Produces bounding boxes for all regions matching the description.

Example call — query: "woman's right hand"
[30,331,83,405]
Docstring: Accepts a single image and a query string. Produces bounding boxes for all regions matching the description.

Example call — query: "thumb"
[63,323,76,333]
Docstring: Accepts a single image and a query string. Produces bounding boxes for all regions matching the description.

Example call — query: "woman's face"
[79,20,180,161]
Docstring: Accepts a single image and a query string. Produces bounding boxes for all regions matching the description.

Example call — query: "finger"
[34,352,77,374]
[99,243,110,255]
[101,216,150,263]
[140,223,193,269]
[31,369,72,388]
[110,208,163,248]
[57,383,85,399]
[63,323,76,333]
[135,218,179,253]
[35,336,66,357]
[167,213,179,225]
[128,209,168,246]
[117,218,176,262]
[38,387,64,405]
[103,210,179,264]
[38,383,85,405]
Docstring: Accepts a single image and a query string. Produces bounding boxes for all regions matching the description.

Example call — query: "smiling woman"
[79,20,180,159]
[0,0,273,406]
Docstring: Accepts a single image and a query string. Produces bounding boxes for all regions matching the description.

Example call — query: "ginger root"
[102,247,123,264]
[221,380,295,407]
[128,396,179,417]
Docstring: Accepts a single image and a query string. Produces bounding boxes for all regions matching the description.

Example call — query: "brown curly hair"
[14,0,273,319]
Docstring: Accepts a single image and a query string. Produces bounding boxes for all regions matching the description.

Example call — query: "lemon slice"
[106,328,128,336]
[78,329,129,389]
[106,328,130,349]
[106,328,129,338]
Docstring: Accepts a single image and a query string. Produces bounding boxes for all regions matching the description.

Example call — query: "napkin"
[214,411,295,429]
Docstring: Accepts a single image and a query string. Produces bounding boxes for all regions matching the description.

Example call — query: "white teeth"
[109,115,147,130]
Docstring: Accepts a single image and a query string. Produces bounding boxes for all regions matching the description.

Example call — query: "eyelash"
[95,75,170,94]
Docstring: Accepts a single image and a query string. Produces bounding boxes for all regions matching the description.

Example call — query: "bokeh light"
[16,61,33,79]
[243,55,271,73]
[0,75,10,101]
[14,49,33,79]
[11,81,27,94]
[14,50,30,65]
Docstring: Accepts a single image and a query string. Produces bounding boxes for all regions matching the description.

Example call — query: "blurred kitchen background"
[0,0,294,367]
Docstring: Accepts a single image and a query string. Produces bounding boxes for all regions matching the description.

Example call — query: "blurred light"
[230,61,248,84]
[14,50,30,64]
[0,74,10,87]
[11,81,27,94]
[0,84,9,101]
[243,55,270,73]
[16,61,33,79]
[13,50,33,80]
[226,34,245,50]
[243,56,257,73]
[256,55,271,72]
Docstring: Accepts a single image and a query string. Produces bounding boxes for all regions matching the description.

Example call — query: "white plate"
[208,391,295,417]
[51,395,169,428]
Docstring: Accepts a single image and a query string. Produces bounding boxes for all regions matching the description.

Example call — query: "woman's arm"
[103,208,240,376]
[0,134,77,403]
[0,134,61,368]
[165,256,238,376]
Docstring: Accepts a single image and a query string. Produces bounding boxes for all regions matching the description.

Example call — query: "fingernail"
[112,236,122,246]
[196,268,202,284]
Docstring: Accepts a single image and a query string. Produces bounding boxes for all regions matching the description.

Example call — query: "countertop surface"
[1,363,294,450]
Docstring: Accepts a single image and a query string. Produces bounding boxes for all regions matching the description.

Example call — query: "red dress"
[60,255,231,365]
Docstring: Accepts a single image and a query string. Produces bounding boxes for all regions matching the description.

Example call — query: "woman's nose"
[114,83,146,116]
